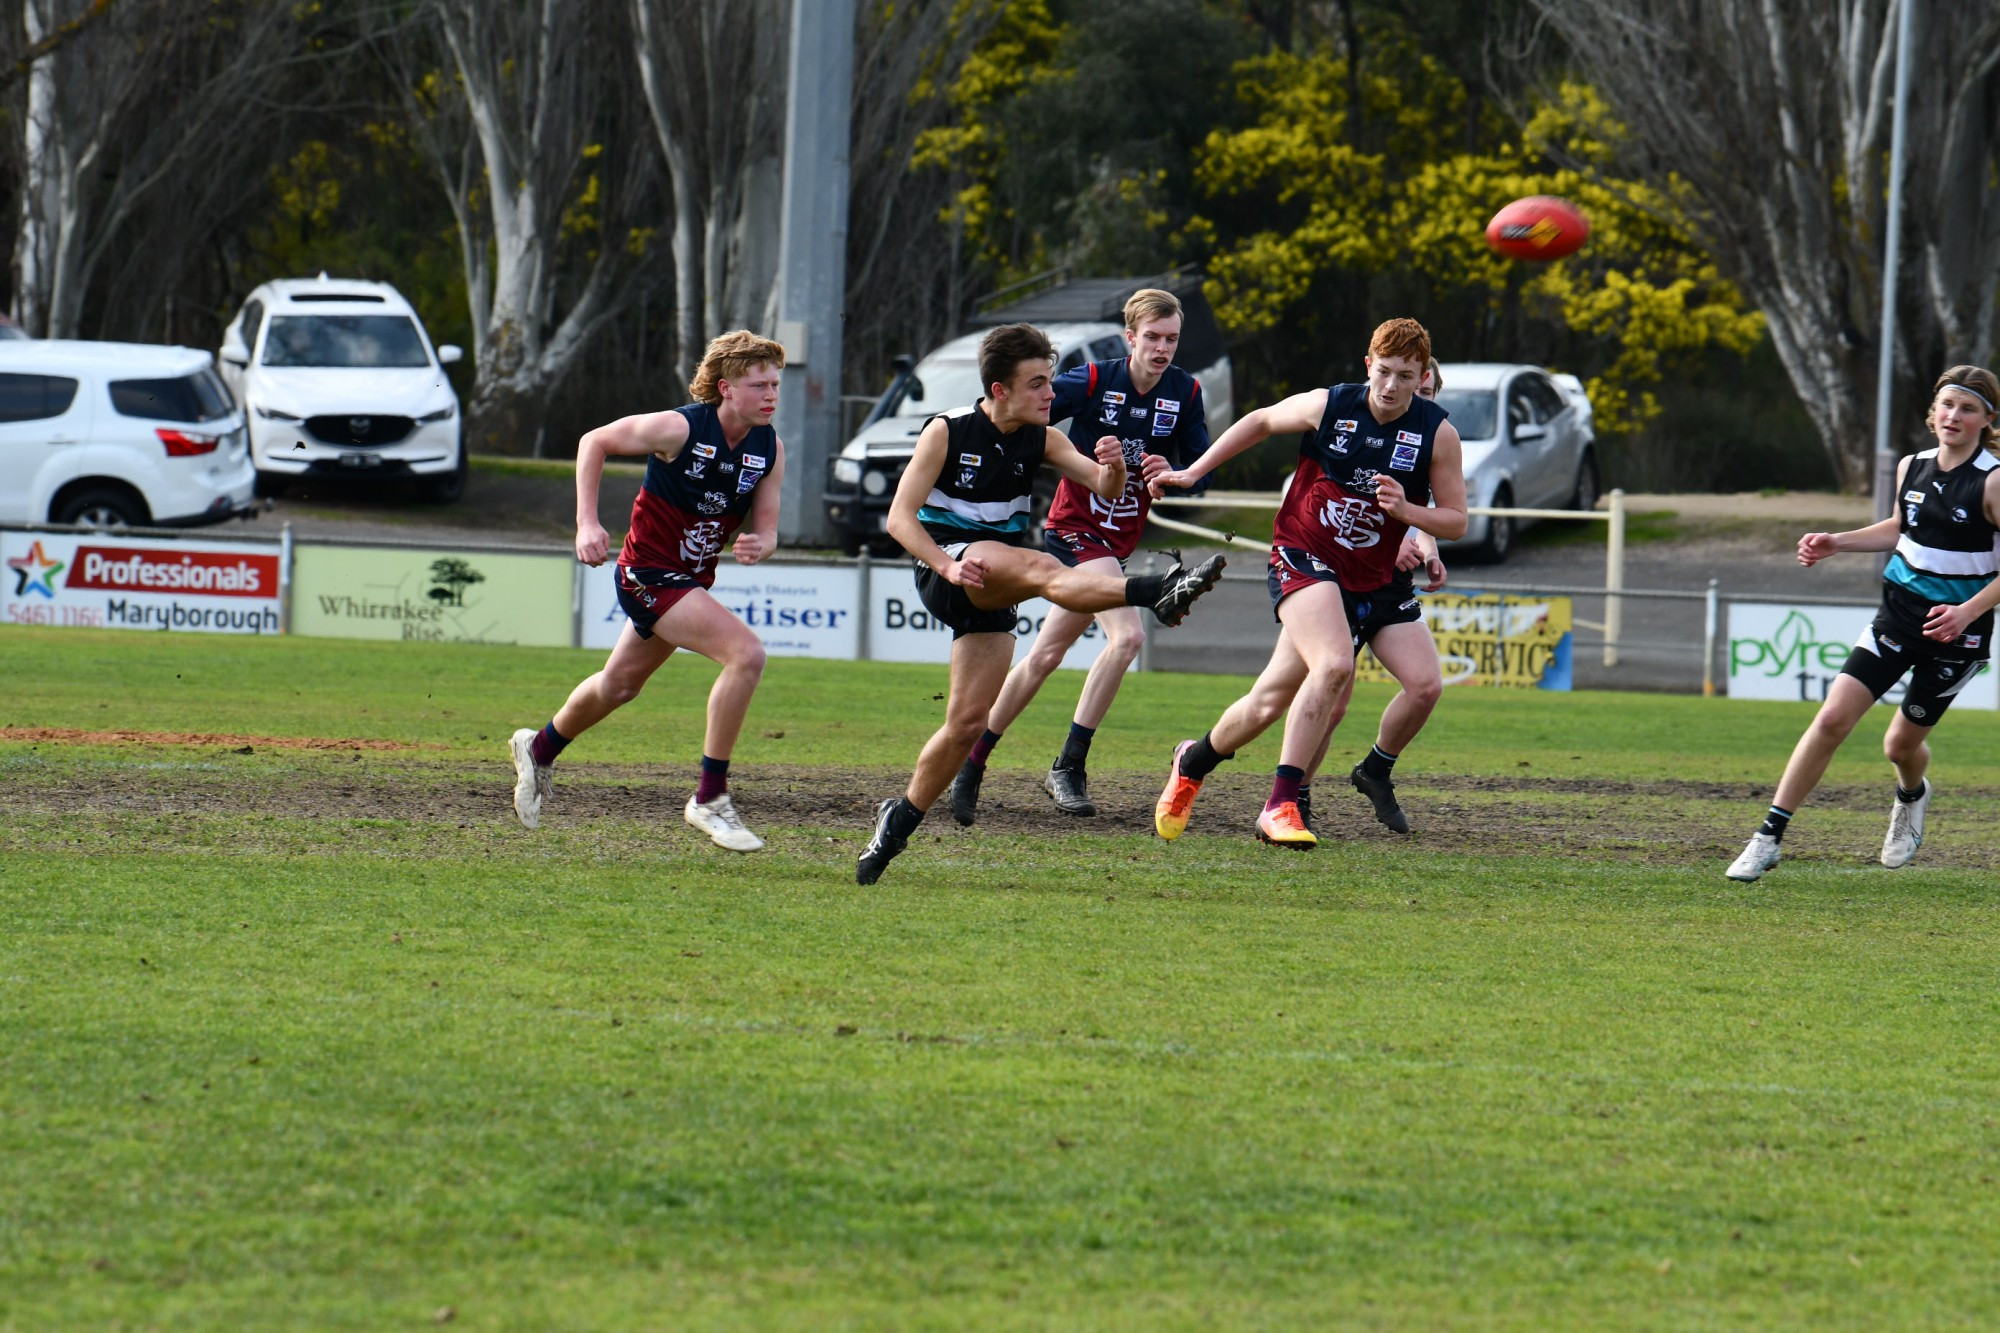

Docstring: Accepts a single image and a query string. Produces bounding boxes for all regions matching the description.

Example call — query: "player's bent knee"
[1408,676,1444,710]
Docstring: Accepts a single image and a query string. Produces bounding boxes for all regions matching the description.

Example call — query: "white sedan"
[1433,362,1597,562]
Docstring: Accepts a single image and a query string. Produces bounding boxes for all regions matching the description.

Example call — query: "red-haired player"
[1148,318,1467,848]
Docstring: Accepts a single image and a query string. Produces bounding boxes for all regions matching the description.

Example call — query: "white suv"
[220,275,466,502]
[0,340,255,528]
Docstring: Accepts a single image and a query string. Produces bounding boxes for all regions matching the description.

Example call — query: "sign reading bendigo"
[1354,591,1574,689]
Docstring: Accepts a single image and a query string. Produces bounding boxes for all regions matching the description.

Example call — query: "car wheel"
[417,435,468,504]
[1570,449,1600,511]
[54,486,147,529]
[1470,485,1516,563]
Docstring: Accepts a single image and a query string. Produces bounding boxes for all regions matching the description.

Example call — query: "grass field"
[5,625,2000,1329]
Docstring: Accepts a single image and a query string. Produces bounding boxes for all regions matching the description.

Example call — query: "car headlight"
[255,404,302,422]
[861,468,889,496]
[833,458,861,485]
[415,404,457,424]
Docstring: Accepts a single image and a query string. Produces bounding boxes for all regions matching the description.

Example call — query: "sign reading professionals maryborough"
[2,532,283,634]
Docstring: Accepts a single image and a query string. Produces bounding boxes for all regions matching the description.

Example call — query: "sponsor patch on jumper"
[1151,413,1178,435]
[958,453,983,466]
[1968,634,1984,649]
[1157,398,1181,412]
[1904,489,1925,504]
[1104,391,1126,405]
[1397,429,1422,446]
[1128,406,1147,418]
[1389,443,1420,471]
[736,470,763,493]
[692,443,717,458]
[743,454,767,468]
[1335,419,1358,433]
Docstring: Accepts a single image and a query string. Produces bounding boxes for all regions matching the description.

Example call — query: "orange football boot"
[1154,739,1204,841]
[1255,801,1318,850]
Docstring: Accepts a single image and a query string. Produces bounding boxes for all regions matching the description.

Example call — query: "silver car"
[1433,362,1597,562]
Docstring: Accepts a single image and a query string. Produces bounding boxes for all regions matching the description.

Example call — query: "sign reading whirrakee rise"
[289,545,573,646]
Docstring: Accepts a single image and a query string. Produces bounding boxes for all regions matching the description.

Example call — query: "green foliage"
[1197,52,1764,437]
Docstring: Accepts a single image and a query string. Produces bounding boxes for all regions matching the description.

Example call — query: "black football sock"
[1124,572,1166,606]
[1759,805,1793,841]
[1180,731,1233,781]
[888,796,926,838]
[1360,744,1398,781]
[1896,783,1925,803]
[1056,722,1095,772]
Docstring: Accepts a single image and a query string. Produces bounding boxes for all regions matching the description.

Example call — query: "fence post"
[1702,578,1719,697]
[278,521,294,635]
[1602,488,1626,667]
[854,547,872,661]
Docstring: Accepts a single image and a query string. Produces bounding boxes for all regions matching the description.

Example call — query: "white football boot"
[509,728,553,829]
[685,791,765,852]
[1725,831,1782,882]
[1880,778,1930,869]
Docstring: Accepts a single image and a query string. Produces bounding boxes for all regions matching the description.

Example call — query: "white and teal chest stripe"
[1887,450,2000,602]
[917,492,1034,535]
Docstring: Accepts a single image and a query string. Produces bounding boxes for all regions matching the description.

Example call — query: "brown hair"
[1367,317,1431,367]
[1931,364,2000,452]
[978,323,1055,397]
[1122,288,1182,330]
[689,329,786,405]
[1423,357,1443,396]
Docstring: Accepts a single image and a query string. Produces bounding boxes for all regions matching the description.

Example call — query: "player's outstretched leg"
[511,622,675,829]
[1726,675,1876,881]
[1879,711,1935,868]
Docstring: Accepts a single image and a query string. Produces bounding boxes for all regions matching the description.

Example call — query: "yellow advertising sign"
[1355,592,1574,689]
[291,545,573,646]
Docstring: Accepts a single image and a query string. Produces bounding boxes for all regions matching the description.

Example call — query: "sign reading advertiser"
[1727,602,1998,708]
[1354,591,1573,689]
[581,562,862,656]
[2,531,282,634]
[291,544,572,646]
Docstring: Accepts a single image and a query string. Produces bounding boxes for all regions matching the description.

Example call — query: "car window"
[0,373,78,422]
[1089,336,1126,361]
[110,369,235,423]
[892,360,984,418]
[238,299,265,350]
[0,323,30,342]
[1433,388,1496,439]
[1056,347,1087,374]
[262,314,431,368]
[1524,375,1567,421]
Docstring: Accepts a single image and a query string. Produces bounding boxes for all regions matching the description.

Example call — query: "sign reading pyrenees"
[1727,602,1997,709]
[291,545,572,645]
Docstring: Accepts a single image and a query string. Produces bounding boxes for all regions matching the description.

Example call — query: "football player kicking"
[857,323,1226,885]
[946,288,1213,824]
[1149,318,1467,849]
[508,331,787,852]
[1727,365,2000,881]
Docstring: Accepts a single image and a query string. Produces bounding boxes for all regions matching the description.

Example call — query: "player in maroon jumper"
[508,330,787,852]
[1150,319,1467,848]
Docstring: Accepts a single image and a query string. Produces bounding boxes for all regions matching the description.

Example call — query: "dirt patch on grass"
[0,728,425,751]
[6,759,1997,870]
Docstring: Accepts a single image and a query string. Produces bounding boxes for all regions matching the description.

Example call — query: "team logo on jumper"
[1102,403,1122,424]
[1952,506,1969,522]
[679,520,725,570]
[1152,412,1178,436]
[1390,442,1421,471]
[696,489,729,515]
[1318,494,1383,550]
[1157,398,1181,412]
[957,468,978,489]
[1329,432,1352,455]
[1397,430,1422,445]
[736,469,763,494]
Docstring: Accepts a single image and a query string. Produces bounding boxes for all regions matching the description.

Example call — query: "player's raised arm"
[1150,387,1329,496]
[1799,456,1910,567]
[734,436,785,567]
[574,409,692,566]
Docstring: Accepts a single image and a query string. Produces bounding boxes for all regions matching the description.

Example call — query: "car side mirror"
[890,353,916,374]
[437,345,463,365]
[905,375,925,402]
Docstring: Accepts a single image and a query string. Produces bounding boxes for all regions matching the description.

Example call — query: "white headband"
[1940,383,1997,414]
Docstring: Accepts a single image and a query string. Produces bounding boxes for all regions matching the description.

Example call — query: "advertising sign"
[1355,592,1573,689]
[580,561,862,656]
[867,578,1112,670]
[3,532,282,634]
[291,545,572,646]
[1727,602,1998,708]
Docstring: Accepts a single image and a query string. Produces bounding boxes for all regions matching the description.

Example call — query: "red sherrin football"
[1485,195,1589,261]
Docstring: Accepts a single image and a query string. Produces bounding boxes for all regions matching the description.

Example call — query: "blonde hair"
[689,330,786,405]
[1122,288,1182,330]
[1930,364,2000,452]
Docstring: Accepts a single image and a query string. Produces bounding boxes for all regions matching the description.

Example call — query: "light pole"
[1870,0,1916,521]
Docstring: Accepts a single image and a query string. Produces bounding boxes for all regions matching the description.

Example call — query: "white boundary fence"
[1151,488,1632,665]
